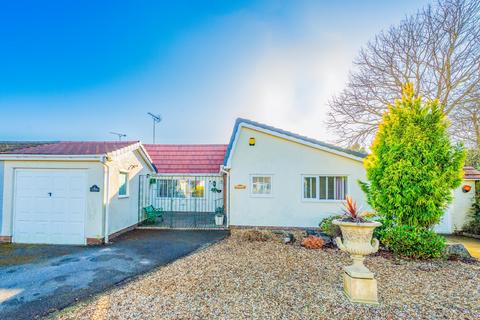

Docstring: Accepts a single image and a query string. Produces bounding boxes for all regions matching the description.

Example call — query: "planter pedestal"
[343,272,378,305]
[333,220,381,305]
[344,254,374,279]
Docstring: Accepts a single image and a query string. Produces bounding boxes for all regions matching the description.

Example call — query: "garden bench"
[143,205,164,224]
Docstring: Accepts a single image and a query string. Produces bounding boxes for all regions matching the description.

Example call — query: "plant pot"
[332,219,381,278]
[215,214,224,226]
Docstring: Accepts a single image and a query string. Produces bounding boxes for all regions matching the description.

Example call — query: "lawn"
[52,230,480,320]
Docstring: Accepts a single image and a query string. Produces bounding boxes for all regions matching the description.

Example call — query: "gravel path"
[52,232,480,320]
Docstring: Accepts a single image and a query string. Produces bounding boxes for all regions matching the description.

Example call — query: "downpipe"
[219,165,230,228]
[102,157,111,244]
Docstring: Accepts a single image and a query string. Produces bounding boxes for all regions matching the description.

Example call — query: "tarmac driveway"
[0,229,228,320]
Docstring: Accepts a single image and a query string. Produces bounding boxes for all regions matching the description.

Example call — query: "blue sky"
[0,0,428,144]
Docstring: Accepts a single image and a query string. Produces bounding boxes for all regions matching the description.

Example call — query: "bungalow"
[0,119,478,245]
[0,141,155,245]
[222,118,480,233]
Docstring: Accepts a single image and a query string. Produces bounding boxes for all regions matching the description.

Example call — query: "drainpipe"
[102,157,111,244]
[220,165,230,227]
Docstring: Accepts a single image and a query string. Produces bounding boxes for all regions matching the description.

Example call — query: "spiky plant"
[341,196,366,223]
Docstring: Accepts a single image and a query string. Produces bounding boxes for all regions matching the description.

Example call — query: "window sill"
[118,195,129,199]
[301,199,346,203]
[249,194,274,198]
[155,197,206,200]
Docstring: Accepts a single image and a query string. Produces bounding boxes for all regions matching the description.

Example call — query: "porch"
[138,174,227,229]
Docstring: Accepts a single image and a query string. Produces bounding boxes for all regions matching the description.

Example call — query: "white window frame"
[249,174,273,198]
[118,171,129,198]
[301,175,348,202]
[302,175,318,202]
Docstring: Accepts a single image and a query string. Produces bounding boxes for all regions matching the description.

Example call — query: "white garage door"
[13,169,87,245]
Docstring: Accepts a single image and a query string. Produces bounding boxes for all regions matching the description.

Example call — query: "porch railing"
[138,174,226,229]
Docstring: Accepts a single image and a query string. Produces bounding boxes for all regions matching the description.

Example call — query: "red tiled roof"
[2,141,139,155]
[464,166,480,180]
[144,144,228,174]
[0,141,55,152]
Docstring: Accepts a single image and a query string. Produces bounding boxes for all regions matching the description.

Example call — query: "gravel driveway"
[52,230,480,320]
[0,229,228,320]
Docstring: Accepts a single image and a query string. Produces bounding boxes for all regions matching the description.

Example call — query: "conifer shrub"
[360,83,465,229]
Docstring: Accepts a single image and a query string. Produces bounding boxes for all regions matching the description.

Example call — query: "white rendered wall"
[228,127,368,228]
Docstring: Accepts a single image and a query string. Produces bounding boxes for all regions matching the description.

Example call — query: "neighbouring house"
[436,166,480,233]
[0,141,155,245]
[1,119,478,245]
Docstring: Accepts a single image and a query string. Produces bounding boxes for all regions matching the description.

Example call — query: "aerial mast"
[147,112,162,143]
[109,131,127,141]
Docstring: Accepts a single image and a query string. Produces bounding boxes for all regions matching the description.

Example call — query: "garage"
[0,141,156,246]
[13,169,87,245]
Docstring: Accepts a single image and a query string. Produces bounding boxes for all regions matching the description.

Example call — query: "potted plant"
[215,206,225,226]
[333,196,381,278]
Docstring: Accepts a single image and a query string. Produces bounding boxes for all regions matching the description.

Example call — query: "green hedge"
[381,225,445,259]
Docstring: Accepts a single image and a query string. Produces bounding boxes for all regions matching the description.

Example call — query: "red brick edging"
[0,236,12,243]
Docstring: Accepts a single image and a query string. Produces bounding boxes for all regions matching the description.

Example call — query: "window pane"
[157,179,175,198]
[327,177,335,200]
[169,180,178,197]
[335,177,345,200]
[252,176,272,194]
[304,178,309,198]
[174,179,187,198]
[314,176,348,200]
[303,178,309,198]
[192,179,205,198]
[157,180,166,197]
[303,177,316,199]
[119,173,128,196]
[319,176,327,200]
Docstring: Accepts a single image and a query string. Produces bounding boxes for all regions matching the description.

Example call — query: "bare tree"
[328,0,480,147]
[451,99,479,148]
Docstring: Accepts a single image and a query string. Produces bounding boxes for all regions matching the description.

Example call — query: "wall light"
[249,137,256,146]
[462,185,472,193]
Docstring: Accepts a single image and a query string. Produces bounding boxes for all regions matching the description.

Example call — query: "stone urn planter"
[333,219,381,304]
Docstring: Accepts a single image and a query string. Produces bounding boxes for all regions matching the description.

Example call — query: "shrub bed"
[319,215,342,238]
[381,225,446,259]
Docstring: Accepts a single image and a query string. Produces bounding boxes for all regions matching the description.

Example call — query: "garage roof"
[1,141,140,155]
[144,144,227,174]
[0,141,157,172]
[0,141,56,153]
[464,166,480,180]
